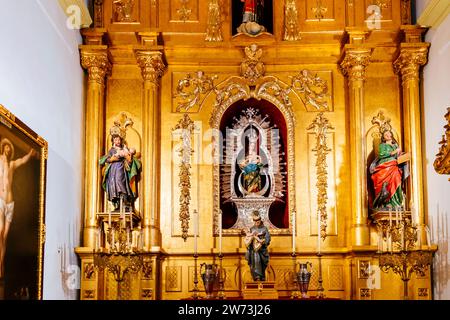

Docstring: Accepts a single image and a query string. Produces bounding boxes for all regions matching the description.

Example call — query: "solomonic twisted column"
[134,50,166,250]
[340,47,372,247]
[80,46,111,248]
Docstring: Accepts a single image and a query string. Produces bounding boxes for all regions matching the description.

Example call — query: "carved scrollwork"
[240,44,265,84]
[284,0,300,41]
[177,0,192,22]
[205,0,223,42]
[307,113,334,240]
[290,70,329,111]
[434,107,450,179]
[312,0,328,20]
[175,71,219,112]
[175,46,330,113]
[173,114,196,241]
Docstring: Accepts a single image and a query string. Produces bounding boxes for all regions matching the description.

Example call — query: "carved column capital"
[80,47,111,85]
[340,48,372,82]
[394,45,429,83]
[135,51,166,84]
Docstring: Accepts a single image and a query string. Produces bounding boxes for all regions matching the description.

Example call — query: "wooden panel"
[353,0,403,30]
[103,0,151,32]
[160,0,207,32]
[166,266,183,292]
[300,0,345,32]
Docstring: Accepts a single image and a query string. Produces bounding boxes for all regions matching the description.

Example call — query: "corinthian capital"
[80,48,111,85]
[135,51,166,84]
[340,49,372,82]
[394,45,429,83]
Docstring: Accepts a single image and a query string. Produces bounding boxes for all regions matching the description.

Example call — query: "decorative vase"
[296,262,313,299]
[200,263,219,299]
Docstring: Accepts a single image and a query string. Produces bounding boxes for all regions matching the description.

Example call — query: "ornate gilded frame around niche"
[209,75,297,236]
[0,104,47,300]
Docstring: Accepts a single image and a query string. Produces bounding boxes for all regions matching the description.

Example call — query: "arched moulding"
[209,76,296,236]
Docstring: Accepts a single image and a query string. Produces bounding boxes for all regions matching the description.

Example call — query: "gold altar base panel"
[77,252,431,300]
[243,282,278,300]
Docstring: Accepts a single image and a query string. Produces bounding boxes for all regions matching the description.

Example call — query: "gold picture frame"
[0,104,47,300]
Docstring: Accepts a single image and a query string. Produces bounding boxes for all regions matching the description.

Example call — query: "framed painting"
[0,104,47,300]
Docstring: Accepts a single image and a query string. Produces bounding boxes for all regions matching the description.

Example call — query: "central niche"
[220,99,288,230]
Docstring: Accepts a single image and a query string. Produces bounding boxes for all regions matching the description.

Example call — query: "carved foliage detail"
[284,0,300,41]
[173,114,196,241]
[340,49,372,82]
[135,51,166,83]
[206,0,223,42]
[307,113,334,240]
[81,51,111,85]
[394,48,429,83]
[434,107,450,178]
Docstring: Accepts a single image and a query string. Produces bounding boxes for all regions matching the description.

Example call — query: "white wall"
[0,0,85,299]
[416,2,450,300]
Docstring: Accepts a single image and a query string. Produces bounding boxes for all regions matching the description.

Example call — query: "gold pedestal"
[242,282,278,300]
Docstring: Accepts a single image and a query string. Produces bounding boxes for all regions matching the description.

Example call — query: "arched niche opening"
[219,98,289,230]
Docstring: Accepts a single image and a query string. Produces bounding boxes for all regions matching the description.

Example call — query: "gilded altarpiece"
[76,0,434,300]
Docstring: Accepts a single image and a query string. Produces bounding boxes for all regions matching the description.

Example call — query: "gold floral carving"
[240,44,265,84]
[81,50,111,85]
[312,0,328,20]
[434,107,450,180]
[394,47,429,83]
[205,0,223,42]
[284,0,300,41]
[358,260,371,279]
[83,290,95,299]
[177,0,192,22]
[94,0,104,27]
[307,113,334,240]
[142,260,153,279]
[401,0,411,25]
[360,288,371,299]
[84,262,96,280]
[340,49,372,82]
[142,288,153,299]
[173,114,196,241]
[113,0,136,22]
[372,0,390,10]
[176,46,330,112]
[418,288,429,297]
[135,51,166,84]
[175,71,219,112]
[290,70,329,110]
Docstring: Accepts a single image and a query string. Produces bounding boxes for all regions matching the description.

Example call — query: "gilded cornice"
[135,51,166,84]
[80,48,111,85]
[394,45,430,83]
[340,48,372,82]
